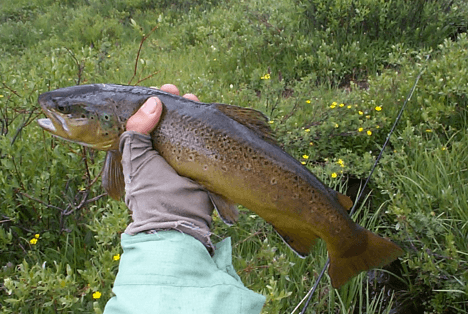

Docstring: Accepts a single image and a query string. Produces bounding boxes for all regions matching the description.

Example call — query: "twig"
[135,70,161,85]
[1,82,21,98]
[19,191,65,212]
[65,47,85,85]
[128,25,159,85]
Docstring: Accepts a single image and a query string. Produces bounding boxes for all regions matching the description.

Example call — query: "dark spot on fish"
[221,165,228,172]
[270,177,277,185]
[81,114,86,119]
[203,165,208,171]
[103,114,110,121]
[188,154,195,162]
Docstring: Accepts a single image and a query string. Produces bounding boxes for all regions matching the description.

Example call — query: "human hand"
[126,84,199,134]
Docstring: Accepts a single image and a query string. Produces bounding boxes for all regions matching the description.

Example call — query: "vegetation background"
[1,0,467,312]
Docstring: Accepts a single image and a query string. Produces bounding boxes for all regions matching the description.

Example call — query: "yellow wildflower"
[30,238,38,245]
[268,120,274,124]
[304,128,310,132]
[367,130,372,136]
[358,111,363,115]
[93,291,102,299]
[375,106,382,111]
[309,142,314,146]
[339,103,344,107]
[337,159,344,167]
[0,95,3,98]
[441,147,446,151]
[347,105,352,109]
[34,234,40,239]
[331,172,337,178]
[366,115,371,119]
[113,254,120,261]
[302,155,309,159]
[306,100,311,104]
[358,127,364,132]
[261,74,271,80]
[334,123,339,128]
[425,129,433,133]
[301,161,306,165]
[330,102,337,109]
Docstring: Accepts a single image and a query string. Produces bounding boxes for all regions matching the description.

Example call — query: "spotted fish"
[37,84,403,288]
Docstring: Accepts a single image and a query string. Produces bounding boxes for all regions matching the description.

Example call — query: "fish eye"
[57,105,67,113]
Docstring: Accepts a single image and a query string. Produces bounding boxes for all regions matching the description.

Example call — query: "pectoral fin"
[273,224,320,258]
[208,192,239,226]
[102,150,125,200]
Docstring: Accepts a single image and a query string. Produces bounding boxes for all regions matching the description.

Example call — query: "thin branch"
[19,192,65,212]
[135,70,161,85]
[1,82,21,98]
[65,47,85,85]
[128,25,159,85]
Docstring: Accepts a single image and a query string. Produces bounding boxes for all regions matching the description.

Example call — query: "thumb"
[126,97,163,134]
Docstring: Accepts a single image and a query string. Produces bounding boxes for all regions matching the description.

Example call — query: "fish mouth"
[37,118,56,133]
[37,105,119,150]
[37,106,72,138]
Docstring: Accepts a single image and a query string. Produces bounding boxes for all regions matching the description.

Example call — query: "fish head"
[37,85,138,150]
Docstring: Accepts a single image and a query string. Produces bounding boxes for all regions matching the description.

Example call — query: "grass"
[1,0,468,313]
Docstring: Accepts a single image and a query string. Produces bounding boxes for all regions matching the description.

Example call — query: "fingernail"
[142,97,158,114]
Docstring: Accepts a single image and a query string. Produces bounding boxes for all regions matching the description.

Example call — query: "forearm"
[119,131,215,253]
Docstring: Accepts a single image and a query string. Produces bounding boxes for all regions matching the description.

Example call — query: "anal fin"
[329,188,353,211]
[273,224,320,258]
[208,192,239,226]
[102,150,125,200]
[337,192,353,211]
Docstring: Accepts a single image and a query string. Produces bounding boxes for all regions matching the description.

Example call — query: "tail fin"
[327,226,404,289]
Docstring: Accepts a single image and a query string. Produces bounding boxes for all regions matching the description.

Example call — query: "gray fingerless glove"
[119,131,215,253]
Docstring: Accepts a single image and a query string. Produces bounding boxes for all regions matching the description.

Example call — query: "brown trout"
[37,84,403,288]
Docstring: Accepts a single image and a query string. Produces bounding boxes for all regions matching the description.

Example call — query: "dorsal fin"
[214,103,278,145]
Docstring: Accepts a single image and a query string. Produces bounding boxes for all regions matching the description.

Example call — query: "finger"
[182,93,200,102]
[160,84,180,95]
[126,97,163,134]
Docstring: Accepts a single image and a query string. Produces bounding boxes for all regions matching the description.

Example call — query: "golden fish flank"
[37,84,403,288]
